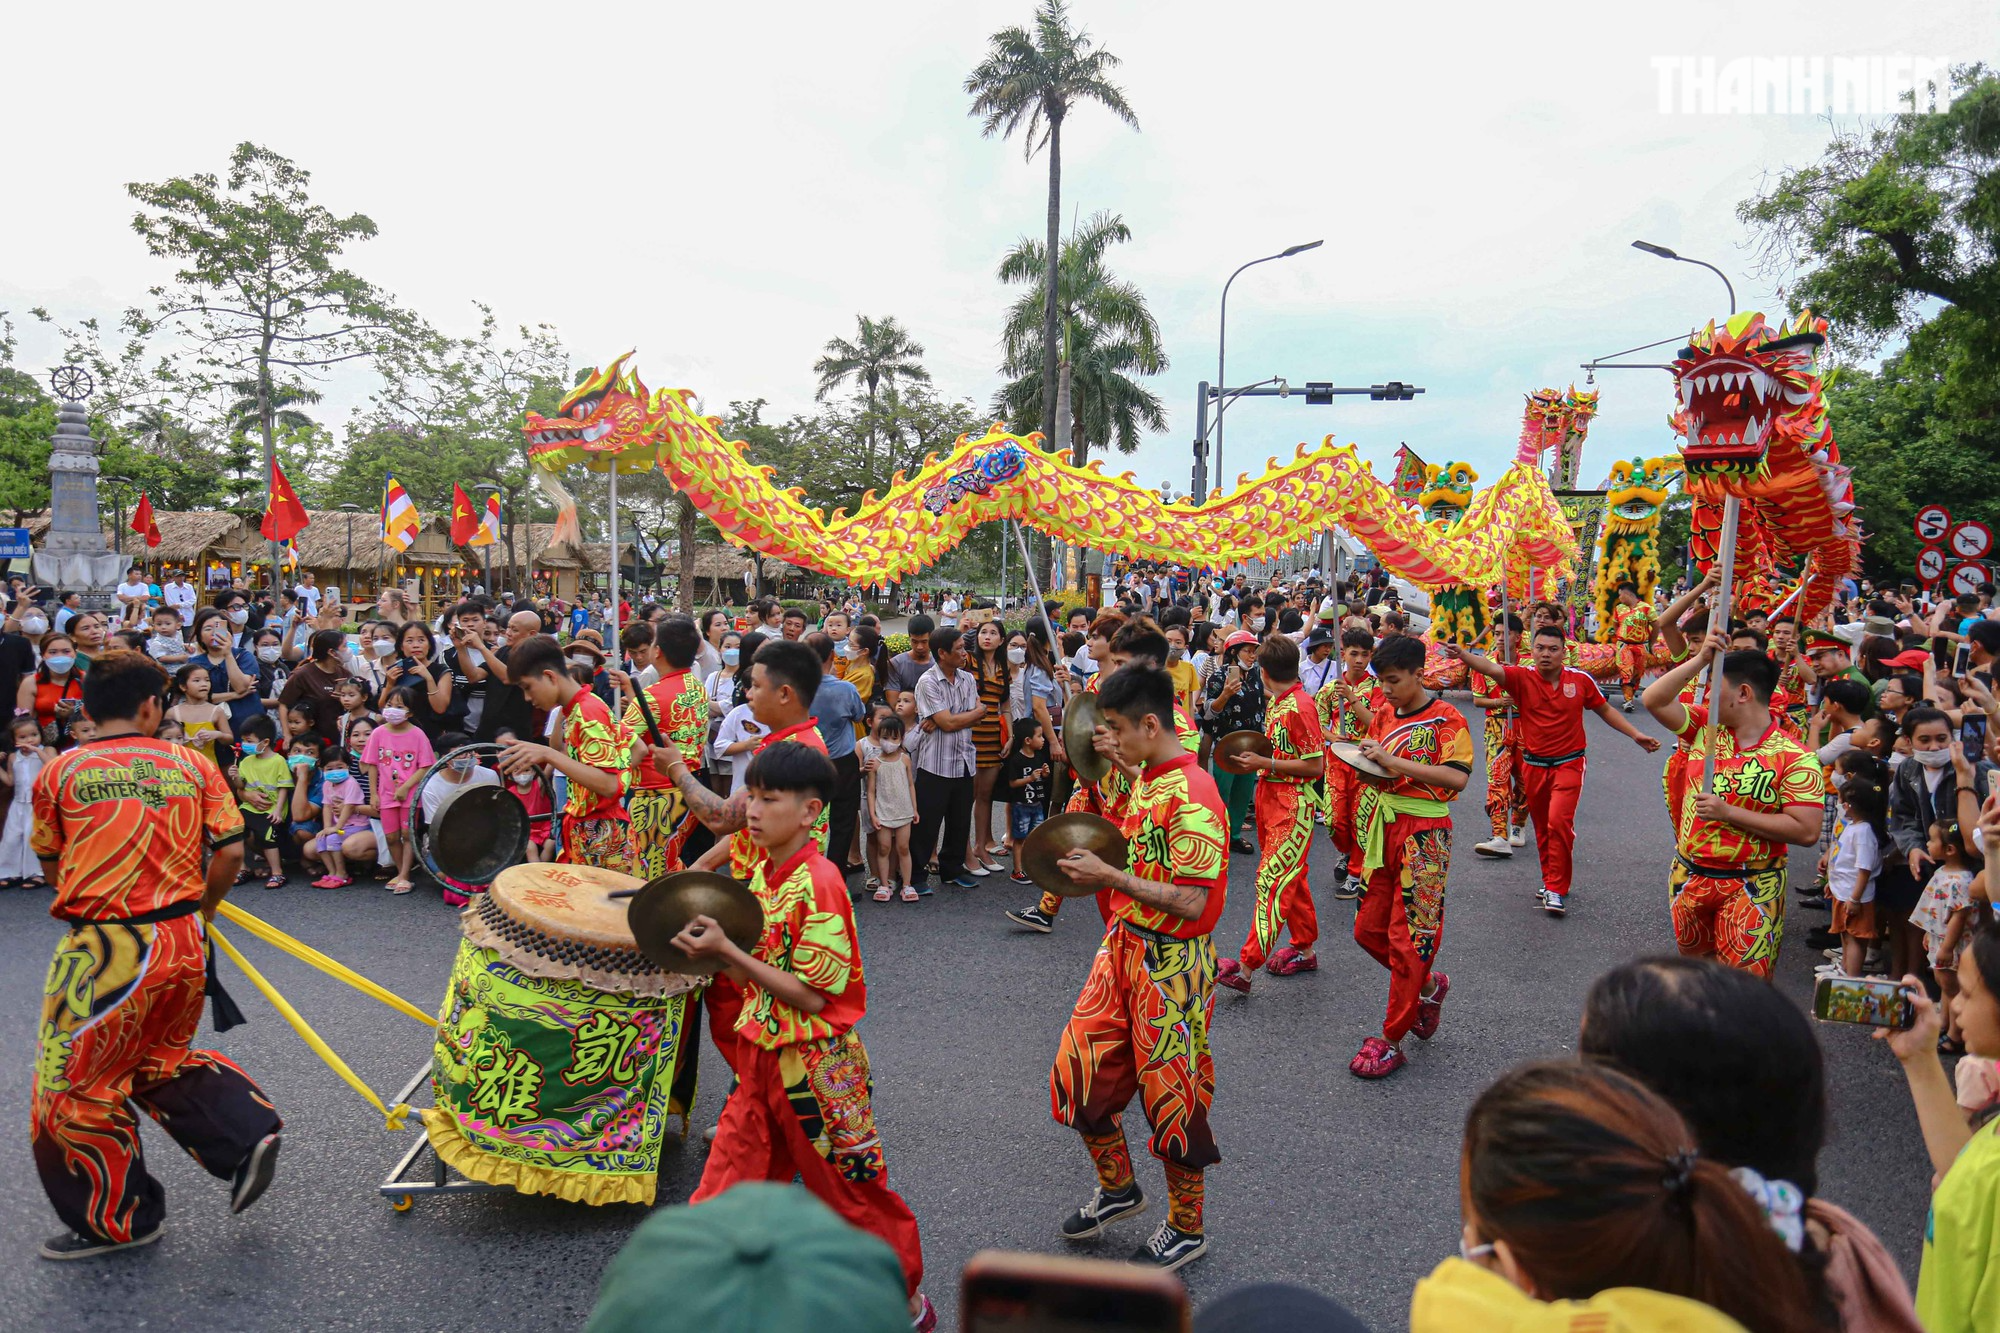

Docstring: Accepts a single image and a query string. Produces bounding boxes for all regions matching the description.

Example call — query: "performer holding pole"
[1316,626,1385,897]
[1609,581,1659,712]
[612,615,710,878]
[1048,664,1229,1272]
[1469,611,1527,860]
[1442,623,1660,918]
[497,634,634,872]
[30,651,283,1259]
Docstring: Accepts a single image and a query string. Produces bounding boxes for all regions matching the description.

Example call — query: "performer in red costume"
[1315,627,1384,899]
[1469,614,1527,861]
[1442,623,1660,918]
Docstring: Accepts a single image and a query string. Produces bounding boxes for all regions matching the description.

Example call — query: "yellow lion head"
[1604,457,1681,531]
[1418,461,1478,526]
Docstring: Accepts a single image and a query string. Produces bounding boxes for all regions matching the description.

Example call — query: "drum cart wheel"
[376,1058,508,1211]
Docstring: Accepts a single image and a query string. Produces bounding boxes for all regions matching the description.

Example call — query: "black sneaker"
[1007,906,1055,933]
[1131,1221,1207,1271]
[1333,874,1362,901]
[39,1226,164,1260]
[1804,926,1840,951]
[1059,1184,1147,1240]
[230,1133,281,1214]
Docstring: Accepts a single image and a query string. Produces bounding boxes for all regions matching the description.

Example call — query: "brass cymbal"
[1018,811,1130,899]
[1214,728,1273,773]
[624,871,766,976]
[1328,739,1393,783]
[1062,691,1111,786]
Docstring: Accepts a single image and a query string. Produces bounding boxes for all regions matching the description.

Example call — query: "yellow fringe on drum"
[420,1109,657,1206]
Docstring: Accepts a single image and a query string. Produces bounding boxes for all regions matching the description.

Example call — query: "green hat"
[586,1183,910,1333]
[1802,629,1845,652]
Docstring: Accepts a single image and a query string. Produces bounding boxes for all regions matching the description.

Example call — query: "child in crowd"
[168,663,232,767]
[855,705,888,895]
[1915,817,1980,1053]
[1001,722,1052,886]
[146,605,189,670]
[495,727,557,862]
[334,676,378,752]
[283,699,319,748]
[286,734,325,875]
[1823,777,1887,980]
[713,700,767,796]
[60,716,96,749]
[364,684,437,893]
[422,733,499,905]
[233,715,294,889]
[345,717,392,881]
[310,747,369,890]
[156,719,186,745]
[0,715,53,889]
[867,714,916,903]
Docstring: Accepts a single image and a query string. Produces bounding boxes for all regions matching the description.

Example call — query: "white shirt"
[1830,822,1881,903]
[116,580,151,605]
[163,582,197,624]
[419,766,500,823]
[295,583,320,616]
[713,704,765,794]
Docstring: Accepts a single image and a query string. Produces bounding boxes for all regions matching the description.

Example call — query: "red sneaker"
[1266,946,1318,977]
[1411,972,1450,1040]
[1215,958,1252,993]
[1348,1036,1406,1079]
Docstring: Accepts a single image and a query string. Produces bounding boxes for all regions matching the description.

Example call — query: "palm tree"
[224,377,321,437]
[812,315,931,481]
[966,0,1138,451]
[993,211,1167,467]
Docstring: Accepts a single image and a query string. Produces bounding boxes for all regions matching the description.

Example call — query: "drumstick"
[629,680,665,748]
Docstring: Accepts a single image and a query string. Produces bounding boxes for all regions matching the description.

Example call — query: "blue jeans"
[1011,803,1047,842]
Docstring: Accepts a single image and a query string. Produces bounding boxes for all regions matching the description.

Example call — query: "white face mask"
[21,616,48,635]
[1007,647,1027,666]
[372,639,396,657]
[569,655,597,670]
[257,645,282,663]
[1250,618,1267,632]
[881,740,900,753]
[513,773,534,788]
[1914,747,1953,769]
[228,608,249,625]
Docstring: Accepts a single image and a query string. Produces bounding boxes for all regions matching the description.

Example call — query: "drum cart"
[376,1058,508,1211]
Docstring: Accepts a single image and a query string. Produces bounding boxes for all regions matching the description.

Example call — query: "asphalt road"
[0,700,1934,1332]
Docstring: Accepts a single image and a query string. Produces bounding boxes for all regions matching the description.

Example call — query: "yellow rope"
[207,920,416,1132]
[215,901,437,1029]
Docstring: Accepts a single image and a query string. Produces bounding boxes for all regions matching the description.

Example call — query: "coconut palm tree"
[993,211,1167,467]
[812,315,931,481]
[966,1,1138,451]
[224,377,321,437]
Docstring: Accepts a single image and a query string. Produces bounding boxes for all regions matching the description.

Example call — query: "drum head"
[489,863,647,948]
[429,785,533,886]
[625,872,765,976]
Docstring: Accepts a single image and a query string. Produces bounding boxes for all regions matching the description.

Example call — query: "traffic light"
[1369,381,1416,401]
[1304,381,1334,405]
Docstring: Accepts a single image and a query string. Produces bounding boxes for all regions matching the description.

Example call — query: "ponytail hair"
[1463,1060,1816,1333]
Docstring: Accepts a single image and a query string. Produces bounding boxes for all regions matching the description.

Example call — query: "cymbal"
[1062,691,1111,786]
[1328,739,1393,783]
[624,871,766,976]
[1018,812,1130,899]
[1214,728,1273,773]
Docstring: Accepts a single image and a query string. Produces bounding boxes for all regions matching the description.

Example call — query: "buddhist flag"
[131,492,162,548]
[261,460,309,542]
[449,483,480,546]
[380,473,420,552]
[471,493,501,548]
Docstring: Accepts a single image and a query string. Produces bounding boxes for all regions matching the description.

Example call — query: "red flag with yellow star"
[449,483,479,546]
[260,460,309,542]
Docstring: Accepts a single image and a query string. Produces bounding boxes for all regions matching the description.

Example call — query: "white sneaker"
[1813,963,1849,977]
[1508,828,1527,847]
[1473,837,1513,858]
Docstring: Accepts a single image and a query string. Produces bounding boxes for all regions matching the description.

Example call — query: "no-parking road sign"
[1915,505,1953,543]
[1947,562,1992,598]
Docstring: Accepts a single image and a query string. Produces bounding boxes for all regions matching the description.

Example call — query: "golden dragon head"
[1603,457,1683,533]
[1670,311,1828,480]
[521,353,678,473]
[1419,461,1478,526]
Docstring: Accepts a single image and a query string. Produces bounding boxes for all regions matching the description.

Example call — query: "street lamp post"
[337,504,363,603]
[1631,240,1736,313]
[1212,240,1322,492]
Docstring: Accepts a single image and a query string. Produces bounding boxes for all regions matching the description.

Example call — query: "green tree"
[966,0,1138,450]
[126,142,409,587]
[812,315,931,483]
[992,210,1166,466]
[0,314,55,522]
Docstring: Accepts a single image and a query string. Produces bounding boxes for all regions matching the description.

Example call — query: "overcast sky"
[4,2,1990,507]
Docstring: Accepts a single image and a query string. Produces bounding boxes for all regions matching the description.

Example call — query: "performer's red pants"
[1481,712,1525,840]
[1239,780,1318,971]
[1522,758,1584,898]
[694,1033,925,1296]
[1354,816,1452,1043]
[32,916,281,1243]
[1617,644,1648,696]
[1327,766,1365,877]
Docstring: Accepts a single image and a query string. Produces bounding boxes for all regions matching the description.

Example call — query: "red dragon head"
[521,352,677,472]
[1670,311,1828,480]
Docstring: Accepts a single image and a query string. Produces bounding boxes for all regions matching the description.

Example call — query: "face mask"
[450,755,478,774]
[239,741,259,756]
[881,740,900,753]
[1167,645,1184,662]
[20,616,48,635]
[228,608,249,625]
[1007,647,1027,666]
[323,768,349,785]
[1915,747,1953,769]
[723,649,740,666]
[43,656,74,674]
[513,772,535,788]
[372,639,396,657]
[382,707,409,724]
[257,645,282,663]
[288,754,316,770]
[569,655,597,670]
[1250,618,1266,632]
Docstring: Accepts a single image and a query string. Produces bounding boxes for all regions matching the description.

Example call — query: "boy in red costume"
[1316,626,1384,899]
[1469,614,1527,860]
[616,615,710,878]
[1609,581,1658,711]
[498,634,633,872]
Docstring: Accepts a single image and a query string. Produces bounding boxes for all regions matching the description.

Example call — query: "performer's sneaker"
[1215,957,1252,993]
[1411,972,1450,1040]
[1541,890,1567,918]
[39,1226,163,1261]
[1472,836,1513,858]
[1507,827,1528,847]
[1007,905,1055,933]
[1266,946,1317,976]
[230,1132,282,1214]
[1348,1036,1406,1079]
[1622,699,1636,712]
[1059,1183,1147,1240]
[1334,874,1363,901]
[1131,1222,1207,1271]
[911,1293,938,1333]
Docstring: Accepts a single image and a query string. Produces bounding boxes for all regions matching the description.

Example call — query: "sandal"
[311,874,351,890]
[263,873,287,890]
[900,883,919,903]
[873,883,893,903]
[388,879,414,895]
[1940,1034,1968,1056]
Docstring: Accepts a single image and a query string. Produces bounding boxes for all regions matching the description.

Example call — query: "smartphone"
[1956,643,1973,676]
[963,1251,1189,1333]
[1812,973,1915,1029]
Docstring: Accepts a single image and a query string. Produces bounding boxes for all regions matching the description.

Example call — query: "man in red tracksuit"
[1441,625,1661,917]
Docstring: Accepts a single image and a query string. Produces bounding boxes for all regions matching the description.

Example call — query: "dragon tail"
[532,468,583,548]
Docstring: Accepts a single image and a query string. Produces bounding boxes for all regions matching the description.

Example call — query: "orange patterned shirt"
[33,735,244,921]
[1111,752,1229,939]
[1669,703,1823,867]
[1370,696,1474,802]
[1317,669,1384,741]
[1264,682,1325,783]
[624,668,709,789]
[738,844,866,1050]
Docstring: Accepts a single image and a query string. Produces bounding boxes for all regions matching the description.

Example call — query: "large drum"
[423,863,701,1206]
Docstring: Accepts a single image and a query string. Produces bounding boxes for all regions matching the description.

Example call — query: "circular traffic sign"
[1917,546,1948,585]
[1949,521,1994,561]
[1947,562,1992,597]
[1916,504,1953,542]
